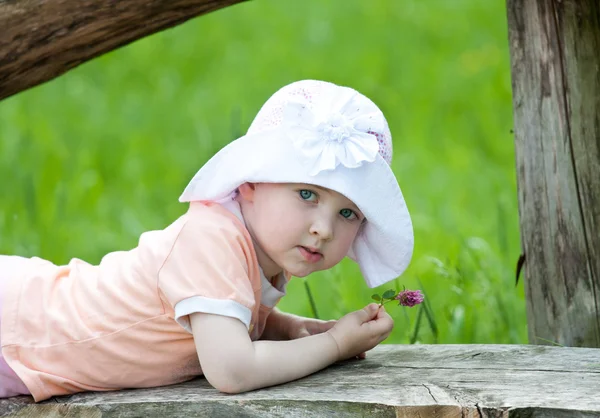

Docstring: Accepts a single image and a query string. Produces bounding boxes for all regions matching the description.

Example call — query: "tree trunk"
[0,0,245,101]
[507,0,600,347]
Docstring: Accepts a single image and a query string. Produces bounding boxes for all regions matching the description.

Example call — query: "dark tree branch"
[0,0,246,101]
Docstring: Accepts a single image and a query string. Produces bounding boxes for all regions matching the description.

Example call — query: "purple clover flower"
[395,289,424,307]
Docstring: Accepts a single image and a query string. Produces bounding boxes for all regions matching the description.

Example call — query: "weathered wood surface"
[1,345,599,417]
[0,0,246,101]
[507,0,600,347]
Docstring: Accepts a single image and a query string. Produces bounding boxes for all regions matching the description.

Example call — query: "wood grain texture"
[0,0,246,101]
[1,345,599,417]
[507,0,600,347]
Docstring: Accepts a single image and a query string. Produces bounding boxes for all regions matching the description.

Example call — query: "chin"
[280,266,304,277]
[287,264,325,278]
[279,264,308,278]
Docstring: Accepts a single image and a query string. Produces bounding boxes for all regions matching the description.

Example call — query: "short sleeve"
[157,205,257,333]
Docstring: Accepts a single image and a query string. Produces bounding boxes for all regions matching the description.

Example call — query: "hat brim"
[180,128,413,288]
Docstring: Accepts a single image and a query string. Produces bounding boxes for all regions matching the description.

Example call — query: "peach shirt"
[1,200,289,401]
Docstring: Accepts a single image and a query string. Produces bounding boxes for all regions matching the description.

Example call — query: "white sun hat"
[179,80,413,288]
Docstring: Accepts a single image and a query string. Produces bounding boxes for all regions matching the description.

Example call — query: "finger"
[374,306,394,324]
[356,303,380,323]
[365,312,394,335]
[308,319,337,334]
[360,305,392,329]
[320,319,337,331]
[375,305,389,319]
[291,329,311,339]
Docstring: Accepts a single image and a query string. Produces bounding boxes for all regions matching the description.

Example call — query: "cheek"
[254,203,304,245]
[327,225,360,264]
[256,210,285,239]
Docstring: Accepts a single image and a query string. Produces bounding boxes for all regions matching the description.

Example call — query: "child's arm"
[190,303,392,394]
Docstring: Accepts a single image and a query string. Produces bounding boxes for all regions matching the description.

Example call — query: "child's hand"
[287,316,337,340]
[326,303,393,361]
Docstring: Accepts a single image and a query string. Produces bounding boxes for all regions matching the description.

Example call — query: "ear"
[237,182,257,202]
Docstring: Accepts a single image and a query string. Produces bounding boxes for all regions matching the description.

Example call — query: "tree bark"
[507,0,600,347]
[0,0,246,101]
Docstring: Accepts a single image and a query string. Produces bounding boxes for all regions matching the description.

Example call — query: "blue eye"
[340,208,357,220]
[299,190,316,201]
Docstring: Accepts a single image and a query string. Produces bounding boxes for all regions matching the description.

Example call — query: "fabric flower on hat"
[282,89,385,176]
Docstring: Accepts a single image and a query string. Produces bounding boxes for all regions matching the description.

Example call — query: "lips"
[298,246,323,263]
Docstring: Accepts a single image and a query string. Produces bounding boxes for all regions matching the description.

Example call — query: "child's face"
[238,182,365,279]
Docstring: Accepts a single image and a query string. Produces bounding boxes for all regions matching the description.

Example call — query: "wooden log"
[0,0,246,101]
[1,345,599,417]
[507,0,600,347]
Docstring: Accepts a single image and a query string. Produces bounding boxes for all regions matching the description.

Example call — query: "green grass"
[0,0,526,344]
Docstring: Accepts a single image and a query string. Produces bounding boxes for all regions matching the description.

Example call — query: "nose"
[309,216,333,242]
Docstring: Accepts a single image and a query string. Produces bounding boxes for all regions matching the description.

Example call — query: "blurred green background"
[0,0,525,344]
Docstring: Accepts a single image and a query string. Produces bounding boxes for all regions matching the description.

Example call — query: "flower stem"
[378,299,394,308]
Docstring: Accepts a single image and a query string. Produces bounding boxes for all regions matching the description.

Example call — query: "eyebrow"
[311,184,329,194]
